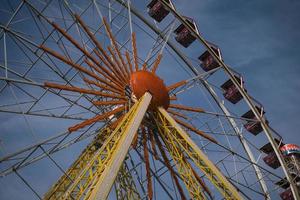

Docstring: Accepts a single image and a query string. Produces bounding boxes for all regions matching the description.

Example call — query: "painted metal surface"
[130,71,169,109]
[156,107,243,200]
[88,92,152,200]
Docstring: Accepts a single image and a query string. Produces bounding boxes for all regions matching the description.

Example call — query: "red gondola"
[174,16,199,48]
[221,75,245,104]
[241,106,266,135]
[147,0,175,22]
[261,139,284,169]
[260,138,284,154]
[280,188,294,200]
[263,152,281,169]
[278,176,300,199]
[198,45,221,72]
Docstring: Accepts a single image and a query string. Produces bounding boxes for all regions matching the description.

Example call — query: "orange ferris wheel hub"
[130,70,170,109]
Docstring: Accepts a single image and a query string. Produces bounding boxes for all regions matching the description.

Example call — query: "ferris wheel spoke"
[26,0,120,84]
[141,127,153,200]
[102,17,131,79]
[0,107,86,121]
[42,93,151,200]
[142,28,165,70]
[133,129,180,199]
[97,0,166,69]
[114,162,141,200]
[150,53,162,74]
[159,1,298,198]
[154,131,187,200]
[0,72,98,117]
[168,104,204,113]
[43,126,112,200]
[49,23,124,88]
[156,107,242,200]
[126,153,147,197]
[131,32,139,71]
[167,109,189,120]
[2,81,90,121]
[67,105,125,133]
[44,82,125,100]
[0,121,104,177]
[172,116,217,144]
[148,129,159,160]
[72,14,127,86]
[133,148,175,200]
[93,46,127,83]
[155,117,212,199]
[123,50,133,74]
[0,0,297,199]
[167,79,188,92]
[141,19,175,71]
[106,46,129,83]
[40,45,123,91]
[0,31,103,117]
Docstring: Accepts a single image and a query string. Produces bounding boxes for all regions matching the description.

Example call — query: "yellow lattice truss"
[155,107,241,200]
[44,93,243,200]
[44,92,151,200]
[114,164,141,200]
[44,128,111,199]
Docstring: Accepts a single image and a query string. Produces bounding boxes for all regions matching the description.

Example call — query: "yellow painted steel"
[44,128,112,199]
[156,107,243,200]
[114,164,141,200]
[44,92,242,200]
[156,120,207,199]
[44,92,151,200]
[86,92,151,199]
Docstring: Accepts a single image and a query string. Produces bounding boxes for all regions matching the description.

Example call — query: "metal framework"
[0,0,297,199]
[44,127,112,199]
[158,1,300,198]
[43,91,243,199]
[46,92,151,200]
[115,2,272,199]
[155,107,241,200]
[114,163,141,200]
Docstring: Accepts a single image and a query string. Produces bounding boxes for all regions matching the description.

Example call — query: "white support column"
[88,92,152,200]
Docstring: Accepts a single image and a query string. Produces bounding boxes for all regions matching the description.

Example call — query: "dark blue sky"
[0,0,300,199]
[173,0,300,144]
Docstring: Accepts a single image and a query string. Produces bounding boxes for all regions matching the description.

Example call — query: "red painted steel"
[130,71,170,109]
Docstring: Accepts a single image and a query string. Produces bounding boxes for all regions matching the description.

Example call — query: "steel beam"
[87,92,152,199]
[113,1,272,198]
[114,163,141,200]
[157,107,243,200]
[156,123,207,199]
[158,1,299,198]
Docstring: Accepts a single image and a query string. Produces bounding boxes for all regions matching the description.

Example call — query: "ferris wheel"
[0,0,299,199]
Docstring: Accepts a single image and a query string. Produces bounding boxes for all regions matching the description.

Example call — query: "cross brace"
[114,163,141,200]
[44,92,151,200]
[155,107,243,200]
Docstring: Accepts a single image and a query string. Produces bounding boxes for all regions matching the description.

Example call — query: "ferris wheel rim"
[114,1,300,199]
[0,1,296,199]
